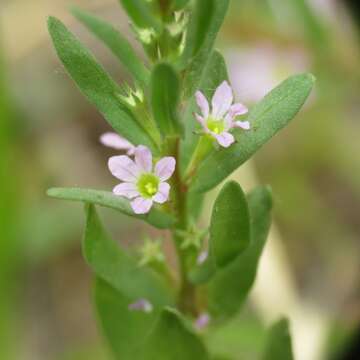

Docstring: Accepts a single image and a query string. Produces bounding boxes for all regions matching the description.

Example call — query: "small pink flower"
[197,250,208,265]
[100,132,136,156]
[108,145,176,214]
[128,299,153,313]
[195,81,250,148]
[195,313,211,330]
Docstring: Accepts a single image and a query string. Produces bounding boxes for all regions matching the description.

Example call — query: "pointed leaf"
[208,186,273,318]
[71,7,150,87]
[84,205,174,306]
[190,73,315,193]
[189,256,216,285]
[182,0,230,97]
[118,0,161,31]
[180,0,215,64]
[180,50,228,174]
[150,63,182,136]
[47,188,176,229]
[141,308,209,359]
[47,17,156,152]
[95,278,158,360]
[172,0,190,10]
[262,318,294,360]
[210,181,250,267]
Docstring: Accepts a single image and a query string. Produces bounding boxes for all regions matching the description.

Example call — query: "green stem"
[183,136,214,183]
[168,137,198,315]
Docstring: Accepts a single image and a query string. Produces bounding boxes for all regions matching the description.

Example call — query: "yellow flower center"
[137,174,159,199]
[207,118,225,134]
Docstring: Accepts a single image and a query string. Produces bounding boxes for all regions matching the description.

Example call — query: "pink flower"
[195,81,250,148]
[108,145,176,214]
[100,132,136,156]
[194,313,211,330]
[128,299,153,313]
[197,250,208,265]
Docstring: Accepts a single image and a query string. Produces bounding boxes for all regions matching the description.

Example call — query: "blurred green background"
[0,0,359,359]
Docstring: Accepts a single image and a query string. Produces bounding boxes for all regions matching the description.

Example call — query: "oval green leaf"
[95,278,159,360]
[150,63,182,136]
[262,318,294,360]
[190,73,316,193]
[140,308,209,359]
[208,186,273,318]
[47,17,156,152]
[182,0,230,97]
[71,7,150,87]
[84,205,174,306]
[118,0,161,32]
[210,181,250,267]
[47,188,176,229]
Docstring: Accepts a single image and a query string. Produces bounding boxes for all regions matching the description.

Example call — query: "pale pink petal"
[229,103,248,117]
[153,182,170,204]
[197,251,208,265]
[100,132,134,150]
[214,132,235,148]
[211,81,233,120]
[128,299,153,313]
[224,113,235,130]
[131,197,153,214]
[195,313,211,330]
[108,156,140,182]
[113,182,139,199]
[195,91,209,118]
[195,114,210,133]
[234,121,251,130]
[134,145,152,173]
[154,157,176,181]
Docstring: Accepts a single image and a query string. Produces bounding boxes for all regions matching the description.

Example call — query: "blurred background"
[0,0,359,359]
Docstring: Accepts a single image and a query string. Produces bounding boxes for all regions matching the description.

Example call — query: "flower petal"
[153,182,170,204]
[108,155,140,182]
[195,313,211,330]
[212,81,233,120]
[113,182,139,199]
[195,91,209,118]
[234,120,251,130]
[131,197,153,214]
[100,132,134,150]
[154,157,176,181]
[135,145,152,173]
[195,113,209,133]
[197,250,208,265]
[128,299,153,313]
[229,103,248,117]
[215,132,235,148]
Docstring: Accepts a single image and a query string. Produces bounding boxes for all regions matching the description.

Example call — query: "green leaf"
[190,73,316,193]
[172,0,190,10]
[140,308,209,359]
[189,256,216,285]
[47,188,175,229]
[180,0,216,64]
[208,186,273,318]
[180,50,228,174]
[118,0,161,31]
[150,63,182,136]
[71,7,150,88]
[84,205,174,306]
[182,0,230,97]
[262,319,294,360]
[95,278,158,360]
[47,17,156,152]
[210,181,250,267]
